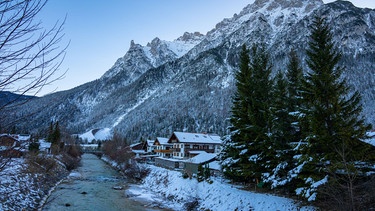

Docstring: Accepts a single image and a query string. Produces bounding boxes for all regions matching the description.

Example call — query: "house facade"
[142,139,156,153]
[167,132,222,159]
[153,137,173,158]
[0,134,22,157]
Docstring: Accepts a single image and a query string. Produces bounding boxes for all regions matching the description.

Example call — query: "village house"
[13,134,31,143]
[183,151,220,177]
[153,137,172,158]
[38,139,51,154]
[130,142,147,158]
[0,134,22,157]
[142,139,156,154]
[153,132,223,170]
[168,132,222,159]
[0,134,19,149]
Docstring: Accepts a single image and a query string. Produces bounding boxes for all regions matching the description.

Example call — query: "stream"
[42,153,161,211]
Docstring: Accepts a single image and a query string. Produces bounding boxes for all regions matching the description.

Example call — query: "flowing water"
[42,153,160,211]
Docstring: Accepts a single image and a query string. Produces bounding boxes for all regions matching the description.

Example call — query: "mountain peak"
[130,40,136,47]
[176,32,204,42]
[149,37,162,46]
[252,0,323,10]
[9,0,375,142]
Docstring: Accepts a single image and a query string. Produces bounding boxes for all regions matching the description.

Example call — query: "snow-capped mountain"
[7,0,375,141]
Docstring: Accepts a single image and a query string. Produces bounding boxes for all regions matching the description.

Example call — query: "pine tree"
[297,16,373,200]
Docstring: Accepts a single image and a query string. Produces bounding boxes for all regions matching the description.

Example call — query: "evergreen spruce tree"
[247,44,274,183]
[47,121,61,154]
[220,44,274,183]
[271,71,290,148]
[220,44,252,181]
[263,71,294,188]
[297,16,373,200]
[285,49,304,143]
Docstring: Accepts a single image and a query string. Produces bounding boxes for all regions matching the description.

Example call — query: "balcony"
[154,149,173,153]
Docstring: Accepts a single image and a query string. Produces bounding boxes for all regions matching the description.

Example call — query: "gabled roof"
[130,142,143,150]
[169,132,221,144]
[146,139,155,146]
[154,137,169,145]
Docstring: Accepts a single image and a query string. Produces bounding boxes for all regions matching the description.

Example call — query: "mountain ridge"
[5,0,375,141]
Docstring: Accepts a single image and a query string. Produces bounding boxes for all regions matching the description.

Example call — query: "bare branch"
[0,0,68,96]
[0,0,68,170]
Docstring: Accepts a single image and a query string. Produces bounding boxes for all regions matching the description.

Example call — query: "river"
[42,153,162,211]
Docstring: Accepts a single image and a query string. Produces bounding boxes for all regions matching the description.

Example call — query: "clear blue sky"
[37,0,375,96]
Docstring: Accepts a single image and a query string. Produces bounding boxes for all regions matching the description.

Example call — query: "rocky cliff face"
[7,0,375,140]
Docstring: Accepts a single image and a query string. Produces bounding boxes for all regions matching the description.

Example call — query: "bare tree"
[0,0,67,104]
[0,0,67,171]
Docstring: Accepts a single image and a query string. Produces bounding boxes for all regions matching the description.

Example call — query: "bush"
[25,153,57,175]
[65,144,82,158]
[60,153,80,171]
[123,160,150,182]
[315,174,375,210]
[28,142,40,153]
[183,198,199,211]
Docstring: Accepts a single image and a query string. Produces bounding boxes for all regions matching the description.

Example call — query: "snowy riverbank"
[126,165,316,211]
[0,156,69,210]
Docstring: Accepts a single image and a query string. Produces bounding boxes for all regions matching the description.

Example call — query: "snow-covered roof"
[130,142,142,148]
[39,139,51,149]
[155,137,169,145]
[17,135,31,141]
[171,132,221,144]
[132,150,147,154]
[146,139,154,146]
[0,134,28,142]
[185,152,217,164]
[189,150,207,154]
[208,160,221,171]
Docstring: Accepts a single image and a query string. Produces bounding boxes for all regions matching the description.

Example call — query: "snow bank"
[128,165,315,211]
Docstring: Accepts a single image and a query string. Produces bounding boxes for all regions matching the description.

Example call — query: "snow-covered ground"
[126,165,316,211]
[0,159,43,210]
[0,155,69,210]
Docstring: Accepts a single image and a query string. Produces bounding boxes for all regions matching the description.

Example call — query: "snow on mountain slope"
[79,128,111,142]
[143,32,204,67]
[7,0,375,142]
[187,0,323,58]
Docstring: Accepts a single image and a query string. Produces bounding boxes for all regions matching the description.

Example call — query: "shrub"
[60,153,80,171]
[183,198,199,211]
[25,153,57,175]
[123,160,150,182]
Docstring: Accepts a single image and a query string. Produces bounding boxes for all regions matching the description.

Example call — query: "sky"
[35,0,375,96]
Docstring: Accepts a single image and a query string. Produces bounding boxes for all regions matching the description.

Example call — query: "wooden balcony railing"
[154,149,173,153]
